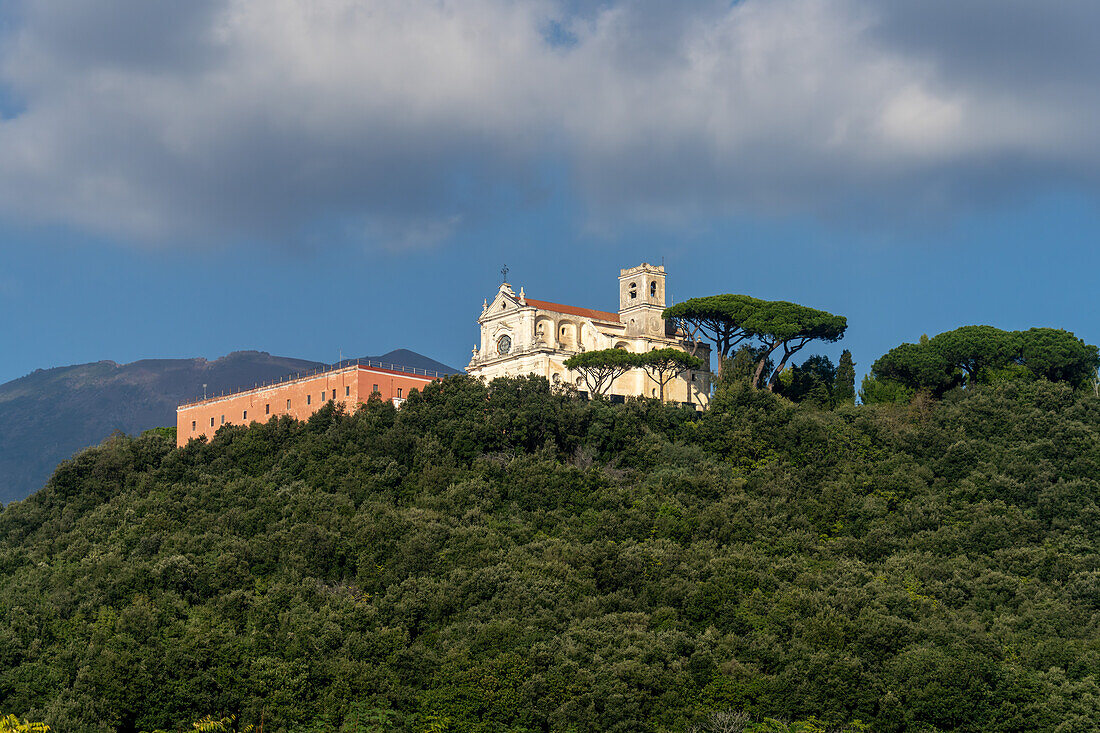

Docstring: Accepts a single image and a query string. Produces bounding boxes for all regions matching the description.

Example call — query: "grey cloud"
[6,0,227,80]
[868,0,1100,89]
[0,0,1099,248]
[563,0,1100,222]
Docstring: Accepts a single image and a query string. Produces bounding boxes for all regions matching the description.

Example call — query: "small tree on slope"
[563,349,638,397]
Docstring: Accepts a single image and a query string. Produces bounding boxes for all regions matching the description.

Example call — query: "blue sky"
[1,0,1098,386]
[2,191,1096,387]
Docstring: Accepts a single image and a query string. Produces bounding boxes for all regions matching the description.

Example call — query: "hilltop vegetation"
[865,326,1098,401]
[0,350,458,505]
[2,368,1100,731]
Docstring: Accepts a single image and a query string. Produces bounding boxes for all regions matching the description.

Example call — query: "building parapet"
[177,358,446,409]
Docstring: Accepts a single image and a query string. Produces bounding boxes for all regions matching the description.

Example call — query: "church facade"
[466,263,711,407]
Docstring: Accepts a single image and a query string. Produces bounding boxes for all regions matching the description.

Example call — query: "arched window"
[650,281,657,297]
[629,283,637,299]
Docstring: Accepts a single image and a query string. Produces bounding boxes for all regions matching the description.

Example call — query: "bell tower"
[619,263,667,337]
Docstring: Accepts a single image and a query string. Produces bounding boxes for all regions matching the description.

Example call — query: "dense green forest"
[3,366,1100,731]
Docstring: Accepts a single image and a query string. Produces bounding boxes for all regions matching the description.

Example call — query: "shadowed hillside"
[0,349,458,503]
[1,376,1099,731]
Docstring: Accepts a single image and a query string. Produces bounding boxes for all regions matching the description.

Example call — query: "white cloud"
[0,0,1098,247]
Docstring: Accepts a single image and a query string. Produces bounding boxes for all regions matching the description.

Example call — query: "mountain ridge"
[0,348,459,503]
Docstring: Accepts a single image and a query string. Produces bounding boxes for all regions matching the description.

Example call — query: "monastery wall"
[176,364,437,446]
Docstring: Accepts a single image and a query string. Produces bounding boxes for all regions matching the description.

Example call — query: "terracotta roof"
[524,298,621,323]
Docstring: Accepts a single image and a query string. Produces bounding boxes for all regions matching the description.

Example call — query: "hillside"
[2,376,1099,731]
[0,349,459,504]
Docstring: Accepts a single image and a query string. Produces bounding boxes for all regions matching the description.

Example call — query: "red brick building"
[176,361,442,447]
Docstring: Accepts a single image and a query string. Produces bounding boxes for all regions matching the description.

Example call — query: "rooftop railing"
[178,358,450,408]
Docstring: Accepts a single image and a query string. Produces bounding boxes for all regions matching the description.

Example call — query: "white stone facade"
[466,263,711,407]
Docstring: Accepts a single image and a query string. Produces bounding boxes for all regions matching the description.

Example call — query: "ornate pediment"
[481,283,525,323]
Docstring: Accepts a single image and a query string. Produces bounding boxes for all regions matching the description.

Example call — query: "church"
[466,263,711,407]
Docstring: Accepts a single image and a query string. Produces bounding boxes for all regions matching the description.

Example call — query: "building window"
[220,415,225,425]
[265,403,270,415]
[210,417,215,427]
[332,389,337,399]
[191,420,196,431]
[373,384,379,393]
[650,281,657,297]
[397,388,403,398]
[286,399,291,410]
[629,283,637,299]
[307,394,311,405]
[321,392,326,402]
[345,386,350,396]
[243,410,248,419]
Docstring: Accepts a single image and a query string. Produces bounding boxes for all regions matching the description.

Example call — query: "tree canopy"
[775,354,836,407]
[869,325,1099,398]
[834,350,856,406]
[870,341,958,397]
[664,296,847,387]
[563,348,703,402]
[1018,327,1100,386]
[4,376,1100,731]
[636,348,704,402]
[927,325,1019,385]
[563,348,638,396]
[0,714,49,733]
[663,295,762,365]
[742,301,847,390]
